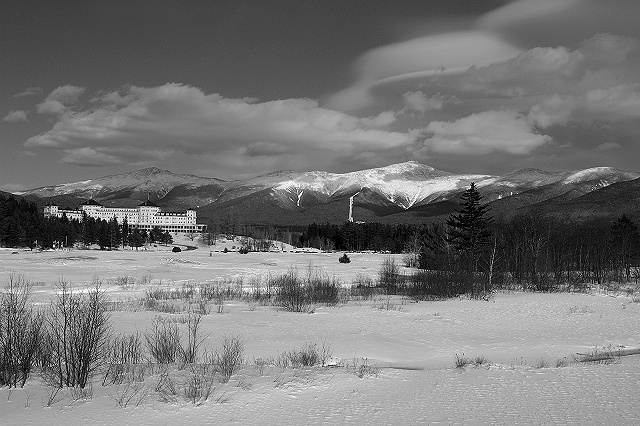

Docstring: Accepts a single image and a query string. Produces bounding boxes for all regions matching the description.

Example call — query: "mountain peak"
[127,167,171,177]
[365,161,452,180]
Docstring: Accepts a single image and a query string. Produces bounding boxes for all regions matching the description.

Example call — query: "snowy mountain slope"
[20,167,227,203]
[16,162,640,224]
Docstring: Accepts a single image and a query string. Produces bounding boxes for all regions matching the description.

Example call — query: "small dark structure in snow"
[339,253,351,263]
[172,246,182,253]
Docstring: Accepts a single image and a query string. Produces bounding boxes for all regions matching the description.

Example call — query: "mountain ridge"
[13,162,640,225]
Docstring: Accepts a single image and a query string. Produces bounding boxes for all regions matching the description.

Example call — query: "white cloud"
[421,110,551,155]
[326,31,522,111]
[61,148,124,167]
[25,83,416,173]
[37,85,85,115]
[13,87,42,98]
[596,142,621,151]
[402,91,445,113]
[3,110,28,122]
[527,84,640,127]
[37,100,67,115]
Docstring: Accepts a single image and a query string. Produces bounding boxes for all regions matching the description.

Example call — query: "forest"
[0,195,172,250]
[3,191,640,296]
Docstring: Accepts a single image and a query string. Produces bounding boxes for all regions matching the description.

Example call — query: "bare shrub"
[342,358,380,378]
[272,268,341,312]
[535,357,549,369]
[406,270,453,300]
[154,368,179,403]
[273,270,312,313]
[377,257,405,294]
[213,335,244,383]
[253,357,269,376]
[43,385,64,407]
[350,274,382,300]
[44,279,111,389]
[0,274,44,388]
[110,381,149,408]
[473,354,489,367]
[454,353,471,368]
[181,364,217,405]
[108,332,144,365]
[145,317,180,364]
[179,311,205,365]
[305,268,340,306]
[102,332,146,386]
[283,341,332,368]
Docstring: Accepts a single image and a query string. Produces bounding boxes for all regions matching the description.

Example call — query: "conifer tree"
[610,214,640,282]
[446,183,493,272]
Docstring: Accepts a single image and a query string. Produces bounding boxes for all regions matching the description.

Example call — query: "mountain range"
[13,161,640,226]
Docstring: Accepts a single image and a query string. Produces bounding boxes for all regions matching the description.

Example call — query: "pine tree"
[446,183,493,272]
[121,217,129,249]
[610,214,640,282]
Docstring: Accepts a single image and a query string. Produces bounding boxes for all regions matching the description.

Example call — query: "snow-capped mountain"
[16,162,640,224]
[20,167,226,207]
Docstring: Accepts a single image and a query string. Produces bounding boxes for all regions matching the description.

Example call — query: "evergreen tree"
[108,216,121,250]
[161,230,173,246]
[447,183,492,252]
[121,217,130,249]
[610,214,640,282]
[149,226,163,244]
[446,183,493,273]
[128,229,145,250]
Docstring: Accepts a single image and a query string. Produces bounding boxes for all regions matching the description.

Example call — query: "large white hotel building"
[43,199,205,233]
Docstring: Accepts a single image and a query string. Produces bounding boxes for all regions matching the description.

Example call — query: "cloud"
[25,83,416,174]
[3,110,28,122]
[478,0,640,49]
[325,31,522,111]
[420,110,551,155]
[401,91,446,113]
[596,142,621,151]
[13,87,42,98]
[37,85,85,115]
[527,84,640,127]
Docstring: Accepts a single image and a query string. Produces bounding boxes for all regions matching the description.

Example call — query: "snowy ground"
[1,238,640,425]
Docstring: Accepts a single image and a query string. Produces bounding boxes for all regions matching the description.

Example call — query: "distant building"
[43,199,205,233]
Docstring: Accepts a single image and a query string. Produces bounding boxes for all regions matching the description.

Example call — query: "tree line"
[299,184,640,295]
[0,195,172,250]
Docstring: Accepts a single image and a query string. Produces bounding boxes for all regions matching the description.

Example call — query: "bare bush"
[110,381,149,408]
[145,317,180,364]
[272,268,341,312]
[350,274,383,300]
[273,270,311,313]
[181,364,217,405]
[342,358,380,378]
[213,335,244,383]
[0,274,43,388]
[44,279,111,389]
[284,341,332,368]
[179,311,204,365]
[454,353,471,369]
[102,332,146,386]
[377,257,405,294]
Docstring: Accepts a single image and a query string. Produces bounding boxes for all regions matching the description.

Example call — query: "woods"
[0,195,171,250]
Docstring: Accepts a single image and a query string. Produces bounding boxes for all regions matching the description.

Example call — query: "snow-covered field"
[1,238,640,425]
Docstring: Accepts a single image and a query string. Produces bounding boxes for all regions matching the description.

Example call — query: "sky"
[3,0,640,191]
